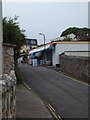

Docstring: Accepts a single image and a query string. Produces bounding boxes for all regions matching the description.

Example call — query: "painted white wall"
[0,1,2,75]
[88,2,90,28]
[52,43,89,66]
[0,1,2,119]
[64,51,90,57]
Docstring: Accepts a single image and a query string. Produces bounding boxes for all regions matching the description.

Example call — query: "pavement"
[16,83,53,119]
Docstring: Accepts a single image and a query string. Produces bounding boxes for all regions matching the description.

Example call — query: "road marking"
[45,103,62,120]
[23,82,32,90]
[48,103,55,112]
[58,115,62,119]
[59,71,89,86]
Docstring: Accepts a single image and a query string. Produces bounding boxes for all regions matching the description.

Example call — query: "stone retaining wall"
[0,44,16,119]
[59,55,90,83]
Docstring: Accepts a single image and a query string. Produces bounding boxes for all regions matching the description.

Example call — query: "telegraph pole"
[39,33,46,65]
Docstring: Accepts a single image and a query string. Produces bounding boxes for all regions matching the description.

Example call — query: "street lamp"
[39,33,46,65]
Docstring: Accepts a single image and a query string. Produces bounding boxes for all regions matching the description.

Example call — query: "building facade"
[0,1,3,119]
[20,38,38,54]
[28,41,90,66]
[52,41,89,66]
[26,38,38,50]
[28,43,53,66]
[0,2,16,119]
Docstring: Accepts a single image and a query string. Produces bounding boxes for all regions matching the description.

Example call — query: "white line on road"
[45,103,62,120]
[23,82,32,90]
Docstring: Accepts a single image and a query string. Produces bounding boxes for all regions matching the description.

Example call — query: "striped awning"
[29,44,51,54]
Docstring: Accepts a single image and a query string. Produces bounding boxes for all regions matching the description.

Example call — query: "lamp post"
[39,33,46,65]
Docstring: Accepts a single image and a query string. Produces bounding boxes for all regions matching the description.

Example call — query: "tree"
[60,27,90,41]
[3,16,26,61]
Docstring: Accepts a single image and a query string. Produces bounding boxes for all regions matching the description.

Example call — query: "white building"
[0,1,3,119]
[0,1,3,75]
[28,40,90,66]
[52,41,90,66]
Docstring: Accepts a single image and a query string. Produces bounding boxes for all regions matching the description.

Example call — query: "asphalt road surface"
[18,64,88,119]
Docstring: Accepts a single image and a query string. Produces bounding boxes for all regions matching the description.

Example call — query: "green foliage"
[3,16,26,61]
[61,27,76,36]
[60,27,90,41]
[61,27,90,37]
[62,37,72,41]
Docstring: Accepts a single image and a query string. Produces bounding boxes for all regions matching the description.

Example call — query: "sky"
[2,0,89,45]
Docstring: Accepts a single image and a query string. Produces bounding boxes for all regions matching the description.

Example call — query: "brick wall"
[1,44,16,119]
[59,55,90,84]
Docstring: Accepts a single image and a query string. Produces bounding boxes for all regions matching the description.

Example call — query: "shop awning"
[29,44,51,54]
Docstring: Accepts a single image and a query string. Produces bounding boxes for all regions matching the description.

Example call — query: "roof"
[29,43,51,54]
[52,41,90,44]
[29,41,90,54]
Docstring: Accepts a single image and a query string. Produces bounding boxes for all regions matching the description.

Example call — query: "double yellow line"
[45,103,62,120]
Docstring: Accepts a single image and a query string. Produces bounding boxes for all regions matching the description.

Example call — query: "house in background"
[52,41,89,66]
[26,38,38,50]
[28,39,90,66]
[28,43,54,66]
[20,38,38,53]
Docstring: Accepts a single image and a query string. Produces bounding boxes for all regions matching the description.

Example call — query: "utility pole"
[39,33,46,65]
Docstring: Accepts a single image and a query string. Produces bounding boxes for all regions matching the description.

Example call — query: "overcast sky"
[3,1,88,44]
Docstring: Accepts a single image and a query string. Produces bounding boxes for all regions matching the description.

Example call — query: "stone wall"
[0,43,16,119]
[59,55,90,84]
[3,44,15,74]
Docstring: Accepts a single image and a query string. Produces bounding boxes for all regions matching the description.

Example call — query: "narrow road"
[18,64,88,119]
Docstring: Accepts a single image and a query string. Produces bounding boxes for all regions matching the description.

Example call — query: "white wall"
[0,1,2,75]
[0,1,2,119]
[52,43,89,66]
[88,2,90,28]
